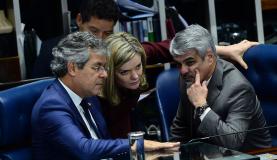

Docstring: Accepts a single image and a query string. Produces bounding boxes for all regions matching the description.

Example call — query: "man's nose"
[179,65,189,75]
[95,32,105,40]
[100,70,108,78]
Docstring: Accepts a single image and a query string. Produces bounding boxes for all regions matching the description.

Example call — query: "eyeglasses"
[91,65,109,73]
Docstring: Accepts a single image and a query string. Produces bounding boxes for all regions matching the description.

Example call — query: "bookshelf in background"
[115,0,171,70]
[118,15,162,42]
[115,0,167,42]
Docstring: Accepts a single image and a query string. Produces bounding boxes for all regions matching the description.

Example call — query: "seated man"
[169,24,271,151]
[31,31,179,160]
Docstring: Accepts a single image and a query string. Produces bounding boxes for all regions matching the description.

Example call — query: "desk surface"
[145,142,259,160]
[247,146,277,155]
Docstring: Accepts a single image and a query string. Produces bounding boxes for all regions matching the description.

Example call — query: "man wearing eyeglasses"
[31,31,179,160]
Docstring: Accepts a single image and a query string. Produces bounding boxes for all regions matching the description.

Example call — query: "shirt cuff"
[200,107,211,121]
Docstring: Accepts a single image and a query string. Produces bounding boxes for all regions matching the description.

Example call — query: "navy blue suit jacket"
[31,79,129,160]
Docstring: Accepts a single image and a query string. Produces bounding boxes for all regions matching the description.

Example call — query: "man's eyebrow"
[89,26,99,30]
[184,57,195,62]
[92,62,105,66]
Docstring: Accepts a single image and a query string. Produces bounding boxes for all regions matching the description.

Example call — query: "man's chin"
[184,81,193,88]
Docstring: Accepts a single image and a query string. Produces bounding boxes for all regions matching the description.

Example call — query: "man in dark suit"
[169,24,271,151]
[31,31,179,160]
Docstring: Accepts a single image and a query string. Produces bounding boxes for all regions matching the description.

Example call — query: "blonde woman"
[100,32,149,138]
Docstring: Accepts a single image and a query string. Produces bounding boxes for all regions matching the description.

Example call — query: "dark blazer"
[31,79,129,160]
[171,59,272,151]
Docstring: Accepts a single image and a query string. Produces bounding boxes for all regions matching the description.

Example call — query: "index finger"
[194,69,200,85]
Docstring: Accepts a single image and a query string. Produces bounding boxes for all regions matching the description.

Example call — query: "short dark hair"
[80,0,120,24]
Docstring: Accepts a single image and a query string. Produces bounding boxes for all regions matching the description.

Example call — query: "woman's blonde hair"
[102,32,148,105]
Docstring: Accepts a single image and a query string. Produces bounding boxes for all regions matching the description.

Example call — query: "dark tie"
[80,99,101,138]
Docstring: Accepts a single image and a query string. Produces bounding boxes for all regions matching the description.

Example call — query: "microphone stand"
[186,124,277,144]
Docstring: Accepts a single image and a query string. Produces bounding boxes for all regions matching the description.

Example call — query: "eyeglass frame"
[91,65,109,73]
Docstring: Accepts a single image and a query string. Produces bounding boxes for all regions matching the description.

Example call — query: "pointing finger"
[194,69,200,85]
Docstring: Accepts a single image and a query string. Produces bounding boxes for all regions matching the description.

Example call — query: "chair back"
[0,78,54,160]
[241,44,277,146]
[155,68,180,141]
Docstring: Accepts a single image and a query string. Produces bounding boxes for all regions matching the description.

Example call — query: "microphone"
[186,124,277,144]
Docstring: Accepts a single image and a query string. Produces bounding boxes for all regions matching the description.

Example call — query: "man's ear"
[76,13,82,28]
[205,48,215,64]
[67,62,77,76]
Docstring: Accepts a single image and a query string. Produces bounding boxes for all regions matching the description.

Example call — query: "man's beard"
[182,74,195,89]
[184,81,193,88]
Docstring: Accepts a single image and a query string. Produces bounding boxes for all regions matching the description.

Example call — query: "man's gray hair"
[50,31,109,77]
[169,24,216,59]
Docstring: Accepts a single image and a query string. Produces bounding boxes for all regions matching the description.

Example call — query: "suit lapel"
[53,80,110,139]
[207,59,223,107]
[53,80,91,137]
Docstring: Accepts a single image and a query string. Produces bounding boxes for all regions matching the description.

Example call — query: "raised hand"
[186,69,208,108]
[216,40,259,69]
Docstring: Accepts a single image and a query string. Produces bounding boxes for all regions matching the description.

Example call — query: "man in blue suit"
[31,31,179,160]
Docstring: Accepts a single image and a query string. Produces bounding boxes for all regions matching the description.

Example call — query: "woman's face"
[115,54,143,90]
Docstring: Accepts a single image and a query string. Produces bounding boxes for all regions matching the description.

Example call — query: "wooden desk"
[247,147,277,155]
[262,0,277,11]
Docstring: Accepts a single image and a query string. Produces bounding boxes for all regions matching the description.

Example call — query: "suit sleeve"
[198,83,256,150]
[142,40,173,65]
[39,105,129,159]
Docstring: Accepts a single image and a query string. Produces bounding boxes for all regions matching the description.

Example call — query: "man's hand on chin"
[187,69,208,108]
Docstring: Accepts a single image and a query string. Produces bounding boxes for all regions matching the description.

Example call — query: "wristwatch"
[195,103,209,118]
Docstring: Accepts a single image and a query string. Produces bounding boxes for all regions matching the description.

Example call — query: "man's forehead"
[88,49,107,59]
[174,50,198,60]
[184,49,197,55]
[87,16,115,29]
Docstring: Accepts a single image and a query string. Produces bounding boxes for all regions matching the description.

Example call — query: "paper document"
[257,153,277,160]
[117,0,156,13]
[138,88,156,101]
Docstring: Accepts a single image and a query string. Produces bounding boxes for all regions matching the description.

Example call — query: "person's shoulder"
[40,35,65,53]
[219,59,254,90]
[35,80,66,106]
[219,58,244,77]
[42,35,64,46]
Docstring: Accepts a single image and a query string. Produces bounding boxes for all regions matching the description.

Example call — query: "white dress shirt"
[58,79,99,139]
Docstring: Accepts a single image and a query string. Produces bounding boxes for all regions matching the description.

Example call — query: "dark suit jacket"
[171,59,272,151]
[31,79,129,160]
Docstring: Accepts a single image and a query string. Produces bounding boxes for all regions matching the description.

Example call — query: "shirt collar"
[206,74,212,86]
[58,79,82,107]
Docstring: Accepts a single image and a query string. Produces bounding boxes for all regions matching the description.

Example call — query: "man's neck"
[205,59,217,84]
[59,75,83,98]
